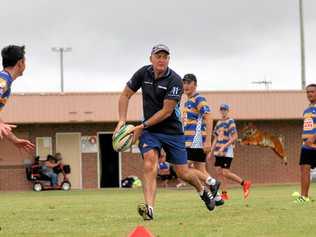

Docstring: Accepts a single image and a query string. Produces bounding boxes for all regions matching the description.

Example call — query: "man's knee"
[143,150,158,173]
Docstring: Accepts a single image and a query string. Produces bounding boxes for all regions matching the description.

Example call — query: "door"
[56,133,82,189]
[98,133,120,188]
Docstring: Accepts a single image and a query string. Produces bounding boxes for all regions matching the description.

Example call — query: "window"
[36,137,52,160]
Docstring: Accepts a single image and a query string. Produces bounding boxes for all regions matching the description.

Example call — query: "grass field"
[0,184,315,237]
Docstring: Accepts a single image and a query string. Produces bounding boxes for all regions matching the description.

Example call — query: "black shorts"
[158,174,172,181]
[214,156,233,169]
[186,148,206,162]
[299,147,316,169]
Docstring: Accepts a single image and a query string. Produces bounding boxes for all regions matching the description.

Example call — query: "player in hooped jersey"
[182,73,222,205]
[295,84,316,203]
[0,45,34,153]
[210,104,251,200]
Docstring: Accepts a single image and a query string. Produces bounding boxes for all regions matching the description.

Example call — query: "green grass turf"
[0,184,315,237]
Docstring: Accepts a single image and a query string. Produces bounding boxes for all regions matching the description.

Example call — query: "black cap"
[151,44,170,55]
[182,73,197,83]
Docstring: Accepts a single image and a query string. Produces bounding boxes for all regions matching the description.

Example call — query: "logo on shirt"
[304,118,314,131]
[170,86,180,96]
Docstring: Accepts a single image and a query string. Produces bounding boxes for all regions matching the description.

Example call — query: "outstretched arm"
[0,118,16,139]
[6,131,35,153]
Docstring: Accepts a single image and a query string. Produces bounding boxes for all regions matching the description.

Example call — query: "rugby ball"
[112,124,135,152]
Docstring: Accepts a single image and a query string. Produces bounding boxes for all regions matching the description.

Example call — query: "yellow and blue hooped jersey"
[183,93,211,148]
[213,118,237,158]
[302,104,316,150]
[0,71,13,112]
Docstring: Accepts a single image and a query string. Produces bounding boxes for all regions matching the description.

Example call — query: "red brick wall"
[122,120,303,185]
[0,120,304,191]
[122,153,144,180]
[0,130,34,191]
[0,123,113,191]
[228,120,302,184]
[82,153,98,189]
[0,166,32,191]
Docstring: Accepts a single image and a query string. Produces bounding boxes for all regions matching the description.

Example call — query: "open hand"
[14,139,35,153]
[0,122,16,139]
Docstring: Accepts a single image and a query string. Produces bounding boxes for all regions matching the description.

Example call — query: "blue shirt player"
[114,44,219,220]
[0,45,34,153]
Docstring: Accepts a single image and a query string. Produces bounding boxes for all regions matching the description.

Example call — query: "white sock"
[148,205,154,212]
[215,195,222,201]
[206,177,216,186]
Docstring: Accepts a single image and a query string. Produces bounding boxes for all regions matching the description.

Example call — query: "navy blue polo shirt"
[127,65,183,135]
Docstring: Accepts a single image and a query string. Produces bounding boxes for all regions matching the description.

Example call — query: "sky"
[1,0,316,92]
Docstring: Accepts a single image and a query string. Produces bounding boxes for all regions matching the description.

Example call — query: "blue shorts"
[138,130,188,165]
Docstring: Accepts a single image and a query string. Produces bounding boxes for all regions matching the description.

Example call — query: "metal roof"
[0,90,307,123]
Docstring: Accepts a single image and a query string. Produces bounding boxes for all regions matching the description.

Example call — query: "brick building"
[0,91,308,191]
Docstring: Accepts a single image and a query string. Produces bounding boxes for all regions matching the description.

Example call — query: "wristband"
[142,121,150,128]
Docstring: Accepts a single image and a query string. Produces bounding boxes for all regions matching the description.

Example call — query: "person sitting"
[41,155,60,187]
[33,156,40,165]
[53,152,64,174]
[53,152,69,183]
